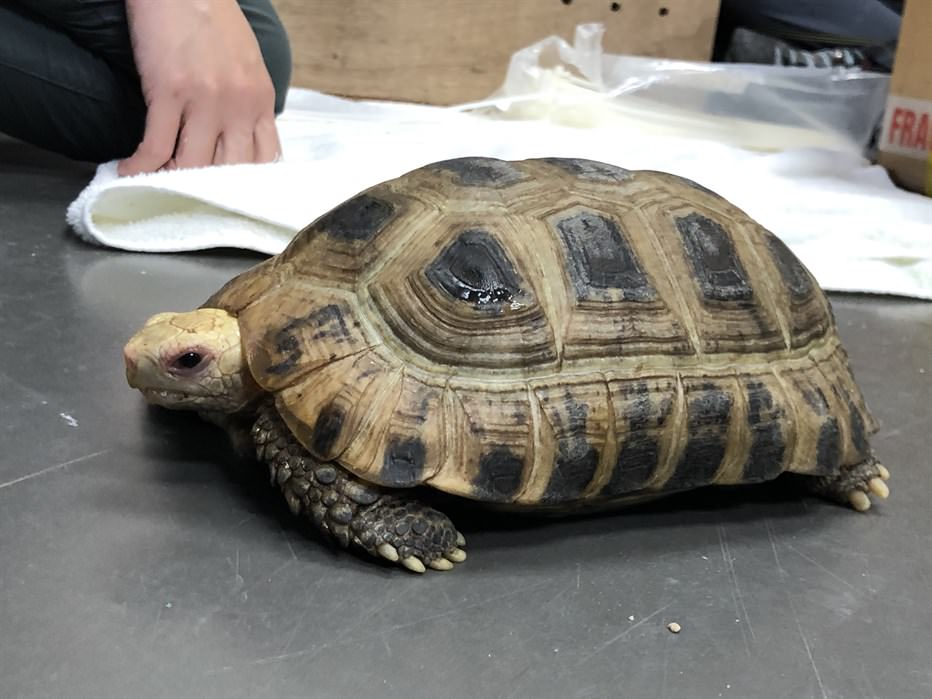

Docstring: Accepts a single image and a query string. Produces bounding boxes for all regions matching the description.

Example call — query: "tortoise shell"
[205,157,877,506]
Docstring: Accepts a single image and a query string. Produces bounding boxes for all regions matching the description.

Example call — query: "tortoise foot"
[253,400,466,571]
[809,457,891,512]
[352,497,467,573]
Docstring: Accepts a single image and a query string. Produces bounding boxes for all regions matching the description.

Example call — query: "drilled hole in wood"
[562,0,572,5]
[658,6,669,16]
[610,2,621,11]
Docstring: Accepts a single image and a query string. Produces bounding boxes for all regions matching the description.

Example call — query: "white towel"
[67,88,932,299]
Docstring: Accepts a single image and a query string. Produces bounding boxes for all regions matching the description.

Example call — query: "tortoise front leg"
[251,402,466,572]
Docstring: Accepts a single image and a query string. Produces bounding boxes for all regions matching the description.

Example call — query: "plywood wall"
[272,0,721,104]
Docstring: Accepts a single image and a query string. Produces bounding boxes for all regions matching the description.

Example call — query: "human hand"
[118,0,282,176]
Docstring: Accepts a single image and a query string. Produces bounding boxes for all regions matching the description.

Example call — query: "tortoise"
[123,156,890,573]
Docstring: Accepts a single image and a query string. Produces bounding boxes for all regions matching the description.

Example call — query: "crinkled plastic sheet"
[465,24,890,154]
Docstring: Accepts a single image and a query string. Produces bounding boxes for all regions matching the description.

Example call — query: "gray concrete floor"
[2,138,931,699]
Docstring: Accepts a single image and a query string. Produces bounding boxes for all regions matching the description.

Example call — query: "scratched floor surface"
[2,139,931,699]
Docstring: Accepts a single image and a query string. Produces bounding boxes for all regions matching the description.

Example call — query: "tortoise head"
[123,308,261,413]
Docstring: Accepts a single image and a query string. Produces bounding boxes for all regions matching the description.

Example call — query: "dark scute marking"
[555,211,657,302]
[314,193,395,242]
[687,383,734,427]
[607,437,659,495]
[265,303,355,376]
[266,333,302,376]
[666,386,733,490]
[542,158,632,182]
[430,157,523,187]
[670,439,725,490]
[676,213,753,303]
[382,437,426,486]
[603,381,674,495]
[745,381,773,417]
[312,403,345,456]
[305,304,353,342]
[544,445,599,503]
[743,381,786,482]
[604,382,655,494]
[624,381,653,431]
[542,396,599,502]
[475,448,524,500]
[816,418,841,472]
[426,228,523,306]
[848,402,870,458]
[766,232,814,300]
[276,334,300,354]
[799,382,829,416]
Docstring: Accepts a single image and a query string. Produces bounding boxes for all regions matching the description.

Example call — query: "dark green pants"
[0,0,291,163]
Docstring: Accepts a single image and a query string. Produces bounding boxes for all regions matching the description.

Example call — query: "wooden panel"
[272,0,721,105]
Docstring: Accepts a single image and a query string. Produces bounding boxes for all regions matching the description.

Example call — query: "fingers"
[214,127,255,166]
[171,114,280,170]
[120,98,282,176]
[253,116,282,163]
[118,99,182,176]
[171,109,221,170]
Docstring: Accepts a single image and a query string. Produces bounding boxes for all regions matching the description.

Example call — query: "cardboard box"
[273,0,721,105]
[878,0,932,196]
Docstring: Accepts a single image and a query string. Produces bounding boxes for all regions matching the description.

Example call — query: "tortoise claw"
[378,543,400,562]
[848,490,871,512]
[401,556,426,574]
[447,548,467,563]
[868,477,889,499]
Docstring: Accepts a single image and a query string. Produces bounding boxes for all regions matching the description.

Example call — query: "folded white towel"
[66,88,932,298]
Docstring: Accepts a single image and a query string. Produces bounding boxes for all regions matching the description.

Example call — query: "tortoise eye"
[173,351,204,370]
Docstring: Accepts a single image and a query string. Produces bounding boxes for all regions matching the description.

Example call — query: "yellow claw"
[378,543,399,562]
[848,490,872,512]
[429,558,454,571]
[447,548,467,563]
[876,464,891,481]
[868,478,890,499]
[402,556,426,574]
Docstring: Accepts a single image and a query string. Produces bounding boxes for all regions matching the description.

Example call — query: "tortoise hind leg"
[251,401,466,572]
[805,455,891,512]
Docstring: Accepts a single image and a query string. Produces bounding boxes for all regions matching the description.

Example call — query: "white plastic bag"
[466,24,890,154]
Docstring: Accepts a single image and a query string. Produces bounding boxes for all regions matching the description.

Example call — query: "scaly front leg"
[251,402,467,572]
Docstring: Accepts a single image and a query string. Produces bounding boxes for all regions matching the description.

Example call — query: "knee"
[240,0,292,114]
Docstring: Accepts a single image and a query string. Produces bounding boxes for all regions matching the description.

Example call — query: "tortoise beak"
[123,344,140,387]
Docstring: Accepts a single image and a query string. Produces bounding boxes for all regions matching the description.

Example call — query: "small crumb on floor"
[628,615,635,621]
[667,622,682,633]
